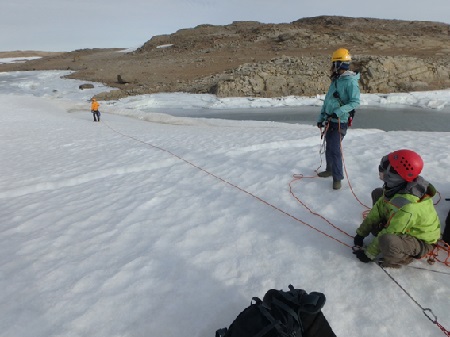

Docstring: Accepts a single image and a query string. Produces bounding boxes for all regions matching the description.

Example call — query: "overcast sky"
[2,0,450,52]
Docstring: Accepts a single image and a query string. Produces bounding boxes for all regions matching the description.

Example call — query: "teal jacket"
[356,180,441,259]
[318,71,360,124]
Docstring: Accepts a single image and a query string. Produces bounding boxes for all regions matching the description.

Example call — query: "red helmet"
[388,149,423,182]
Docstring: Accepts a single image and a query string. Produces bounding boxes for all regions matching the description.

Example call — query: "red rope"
[104,121,449,335]
[291,124,450,336]
[436,321,450,336]
[290,126,369,243]
[289,175,353,239]
[339,130,371,211]
[426,240,450,267]
[308,125,450,268]
[105,122,352,248]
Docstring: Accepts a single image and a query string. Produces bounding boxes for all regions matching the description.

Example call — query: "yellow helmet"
[331,48,351,62]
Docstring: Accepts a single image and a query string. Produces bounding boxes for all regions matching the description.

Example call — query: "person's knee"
[379,234,398,253]
[379,234,424,259]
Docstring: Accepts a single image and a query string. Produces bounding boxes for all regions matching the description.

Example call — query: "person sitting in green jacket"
[353,149,441,268]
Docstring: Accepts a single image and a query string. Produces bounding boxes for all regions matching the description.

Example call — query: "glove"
[353,249,373,263]
[317,122,323,128]
[353,234,364,247]
[330,113,338,119]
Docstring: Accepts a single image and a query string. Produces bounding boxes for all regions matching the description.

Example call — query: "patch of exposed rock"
[194,55,450,98]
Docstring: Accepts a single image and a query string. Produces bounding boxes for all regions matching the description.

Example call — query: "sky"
[1,63,450,337]
[1,0,450,52]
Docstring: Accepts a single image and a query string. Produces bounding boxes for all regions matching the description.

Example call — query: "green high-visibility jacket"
[356,192,441,259]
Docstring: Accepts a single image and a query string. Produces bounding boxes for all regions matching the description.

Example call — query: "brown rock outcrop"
[1,16,449,100]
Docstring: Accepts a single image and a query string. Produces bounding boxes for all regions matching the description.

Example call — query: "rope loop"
[422,308,437,323]
[422,309,450,335]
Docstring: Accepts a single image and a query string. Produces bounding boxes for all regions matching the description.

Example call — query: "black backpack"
[215,285,336,337]
[443,208,450,244]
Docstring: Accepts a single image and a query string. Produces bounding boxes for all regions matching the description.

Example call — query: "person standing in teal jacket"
[353,149,441,268]
[317,48,360,190]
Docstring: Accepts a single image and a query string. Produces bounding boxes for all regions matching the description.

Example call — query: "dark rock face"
[79,83,94,90]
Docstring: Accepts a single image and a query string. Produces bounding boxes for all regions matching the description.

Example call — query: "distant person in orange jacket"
[91,98,100,122]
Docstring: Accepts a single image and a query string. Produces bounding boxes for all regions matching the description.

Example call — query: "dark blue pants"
[93,110,100,121]
[325,122,347,181]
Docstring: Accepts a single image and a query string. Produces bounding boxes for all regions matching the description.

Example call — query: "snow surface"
[1,67,450,337]
[0,57,42,64]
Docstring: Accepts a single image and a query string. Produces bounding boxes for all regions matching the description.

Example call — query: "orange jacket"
[91,101,99,111]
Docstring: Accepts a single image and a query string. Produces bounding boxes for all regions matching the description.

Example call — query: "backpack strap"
[262,286,305,336]
[270,297,303,337]
[257,286,328,337]
[271,297,299,321]
[255,301,289,337]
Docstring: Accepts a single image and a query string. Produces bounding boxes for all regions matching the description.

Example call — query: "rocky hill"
[1,16,449,100]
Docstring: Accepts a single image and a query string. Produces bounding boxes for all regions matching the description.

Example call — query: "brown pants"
[379,234,434,265]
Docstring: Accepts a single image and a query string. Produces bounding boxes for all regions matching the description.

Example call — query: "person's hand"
[317,122,323,128]
[353,234,364,247]
[353,249,372,263]
[330,113,338,119]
